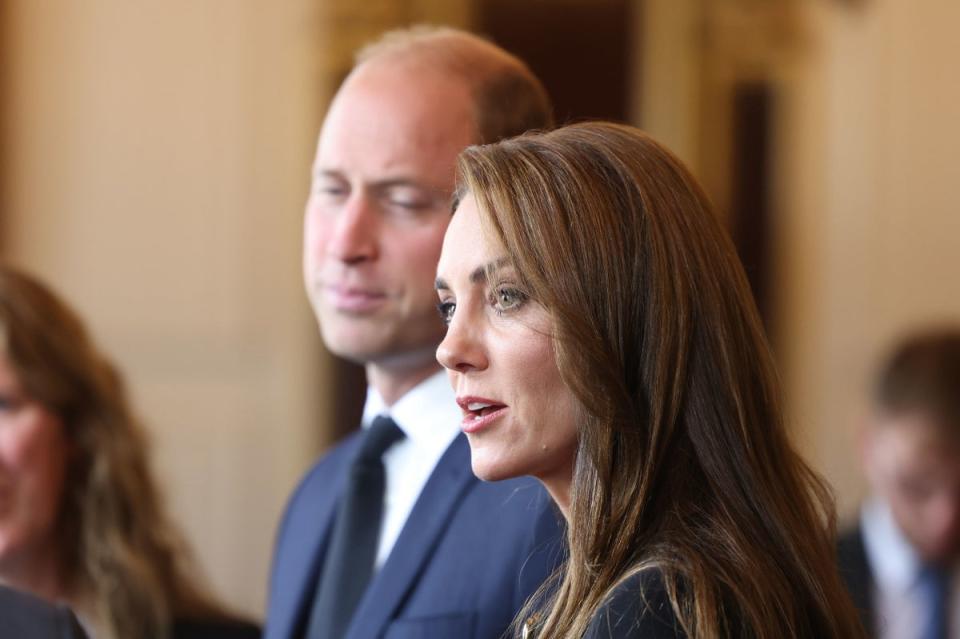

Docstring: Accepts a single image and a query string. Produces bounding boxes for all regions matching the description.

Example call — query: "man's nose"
[326,193,379,265]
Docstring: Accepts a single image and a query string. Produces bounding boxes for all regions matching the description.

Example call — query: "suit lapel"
[347,434,475,639]
[269,437,359,639]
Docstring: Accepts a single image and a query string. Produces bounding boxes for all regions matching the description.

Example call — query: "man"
[0,585,88,639]
[838,329,960,639]
[265,27,563,639]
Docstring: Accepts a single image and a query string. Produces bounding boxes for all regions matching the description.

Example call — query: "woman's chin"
[469,456,519,483]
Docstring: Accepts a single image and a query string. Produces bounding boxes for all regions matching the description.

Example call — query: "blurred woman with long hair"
[435,122,865,638]
[0,265,258,639]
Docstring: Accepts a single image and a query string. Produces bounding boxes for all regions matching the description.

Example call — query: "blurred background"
[1,0,957,620]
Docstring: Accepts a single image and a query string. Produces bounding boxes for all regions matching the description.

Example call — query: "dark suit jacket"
[265,432,565,639]
[837,525,876,637]
[173,617,261,639]
[0,586,88,639]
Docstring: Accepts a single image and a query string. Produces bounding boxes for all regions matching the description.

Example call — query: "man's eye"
[386,196,431,212]
[436,301,456,325]
[312,179,348,199]
[383,186,436,212]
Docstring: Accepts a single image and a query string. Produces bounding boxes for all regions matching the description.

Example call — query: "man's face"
[864,412,960,564]
[304,61,476,368]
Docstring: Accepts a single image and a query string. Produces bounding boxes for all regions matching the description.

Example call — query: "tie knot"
[355,415,405,464]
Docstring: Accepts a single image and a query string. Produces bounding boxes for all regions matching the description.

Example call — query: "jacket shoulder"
[0,586,89,639]
[584,570,686,639]
[836,523,874,636]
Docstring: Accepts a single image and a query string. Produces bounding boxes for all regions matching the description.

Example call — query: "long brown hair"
[0,265,234,639]
[457,122,864,638]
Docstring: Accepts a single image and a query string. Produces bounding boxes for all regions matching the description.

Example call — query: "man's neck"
[367,359,443,406]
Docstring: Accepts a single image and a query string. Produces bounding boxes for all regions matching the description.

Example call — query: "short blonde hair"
[354,25,553,143]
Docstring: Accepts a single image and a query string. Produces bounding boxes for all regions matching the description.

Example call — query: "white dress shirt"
[861,498,960,638]
[361,370,463,568]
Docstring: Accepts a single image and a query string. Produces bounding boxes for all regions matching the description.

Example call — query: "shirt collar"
[361,370,462,447]
[861,497,924,593]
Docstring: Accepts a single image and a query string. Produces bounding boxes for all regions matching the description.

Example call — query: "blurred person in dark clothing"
[839,329,960,638]
[0,264,260,639]
[0,584,88,639]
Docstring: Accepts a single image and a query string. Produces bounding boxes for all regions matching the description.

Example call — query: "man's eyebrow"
[312,168,345,181]
[313,171,448,200]
[369,178,426,189]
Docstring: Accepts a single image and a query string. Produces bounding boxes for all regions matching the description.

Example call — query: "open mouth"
[457,398,507,433]
[465,401,505,419]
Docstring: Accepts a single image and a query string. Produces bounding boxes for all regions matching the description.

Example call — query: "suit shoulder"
[836,524,864,555]
[283,432,362,510]
[0,586,89,639]
[835,523,874,635]
[584,570,686,639]
[836,524,872,583]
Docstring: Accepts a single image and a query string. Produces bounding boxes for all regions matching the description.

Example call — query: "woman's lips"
[461,406,507,433]
[456,396,507,434]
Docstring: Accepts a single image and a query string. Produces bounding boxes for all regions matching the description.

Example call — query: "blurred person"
[0,584,88,638]
[436,121,866,638]
[265,25,563,639]
[839,329,960,638]
[0,264,260,639]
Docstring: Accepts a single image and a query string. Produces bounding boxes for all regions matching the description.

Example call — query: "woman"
[435,122,864,638]
[0,265,259,639]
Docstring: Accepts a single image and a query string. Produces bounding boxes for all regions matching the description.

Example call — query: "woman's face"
[436,194,579,506]
[0,353,69,574]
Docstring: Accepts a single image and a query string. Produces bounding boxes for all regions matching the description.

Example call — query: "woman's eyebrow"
[435,258,512,291]
[471,258,511,284]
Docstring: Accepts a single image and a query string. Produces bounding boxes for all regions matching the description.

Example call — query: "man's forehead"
[875,414,960,466]
[314,63,476,187]
[332,58,474,127]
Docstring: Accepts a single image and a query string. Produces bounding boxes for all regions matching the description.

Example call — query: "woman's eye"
[493,287,528,314]
[436,301,456,325]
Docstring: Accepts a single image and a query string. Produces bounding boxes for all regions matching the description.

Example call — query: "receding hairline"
[348,25,554,143]
[356,25,519,73]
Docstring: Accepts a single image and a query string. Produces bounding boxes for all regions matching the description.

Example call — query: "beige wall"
[641,0,960,521]
[1,1,327,616]
[783,0,960,519]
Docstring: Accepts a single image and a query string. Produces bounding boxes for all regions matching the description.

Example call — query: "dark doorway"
[476,0,636,124]
[729,81,774,327]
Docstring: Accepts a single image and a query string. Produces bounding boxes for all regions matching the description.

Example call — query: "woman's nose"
[436,309,488,374]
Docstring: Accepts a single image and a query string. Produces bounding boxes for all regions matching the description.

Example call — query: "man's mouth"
[325,284,387,312]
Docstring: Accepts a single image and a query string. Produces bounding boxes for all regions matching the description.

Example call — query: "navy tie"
[306,415,406,639]
[917,564,950,639]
